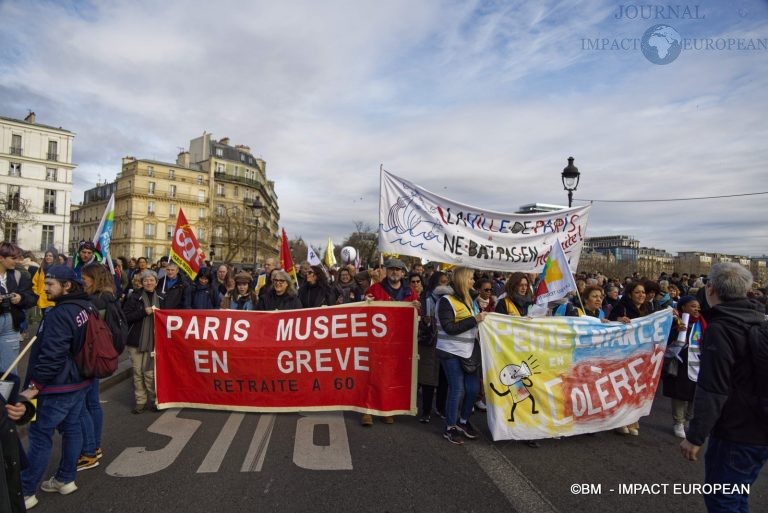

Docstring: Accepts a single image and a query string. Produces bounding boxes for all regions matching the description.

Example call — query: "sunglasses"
[273,279,287,284]
[410,279,421,284]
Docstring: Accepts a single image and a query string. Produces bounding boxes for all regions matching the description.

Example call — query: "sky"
[1,0,766,258]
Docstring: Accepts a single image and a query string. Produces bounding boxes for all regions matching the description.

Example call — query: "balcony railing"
[214,171,262,188]
[46,152,58,161]
[9,147,22,156]
[115,186,205,203]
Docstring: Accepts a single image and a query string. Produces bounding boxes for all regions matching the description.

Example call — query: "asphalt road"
[21,378,768,513]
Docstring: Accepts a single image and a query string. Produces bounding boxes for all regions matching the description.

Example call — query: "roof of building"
[0,115,74,134]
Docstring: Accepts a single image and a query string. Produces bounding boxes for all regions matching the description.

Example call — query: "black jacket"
[607,295,650,321]
[257,290,303,311]
[298,283,337,308]
[1,267,37,331]
[687,299,767,446]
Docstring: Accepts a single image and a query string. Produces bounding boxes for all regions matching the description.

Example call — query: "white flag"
[307,246,322,266]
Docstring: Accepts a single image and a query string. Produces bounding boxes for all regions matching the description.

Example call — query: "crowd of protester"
[1,238,767,510]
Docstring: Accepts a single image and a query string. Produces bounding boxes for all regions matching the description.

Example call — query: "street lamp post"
[250,199,263,270]
[209,244,216,266]
[561,156,580,208]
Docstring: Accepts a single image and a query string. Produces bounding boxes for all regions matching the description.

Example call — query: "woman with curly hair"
[256,269,302,311]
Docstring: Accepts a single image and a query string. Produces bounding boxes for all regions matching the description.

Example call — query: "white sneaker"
[40,476,78,495]
[24,495,38,509]
[474,400,487,411]
[673,423,686,438]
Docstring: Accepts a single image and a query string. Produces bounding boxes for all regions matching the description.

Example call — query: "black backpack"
[747,320,768,421]
[103,296,128,354]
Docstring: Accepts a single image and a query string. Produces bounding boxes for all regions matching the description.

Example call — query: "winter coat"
[24,292,92,393]
[189,283,220,309]
[256,290,303,311]
[686,299,768,446]
[298,283,338,308]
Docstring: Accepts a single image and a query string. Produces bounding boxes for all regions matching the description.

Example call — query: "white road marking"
[293,411,352,470]
[197,412,245,473]
[106,409,201,477]
[241,414,276,472]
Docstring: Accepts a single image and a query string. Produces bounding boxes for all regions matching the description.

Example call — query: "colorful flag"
[307,246,322,266]
[280,228,298,287]
[324,236,337,267]
[534,239,577,305]
[92,193,115,274]
[170,209,206,280]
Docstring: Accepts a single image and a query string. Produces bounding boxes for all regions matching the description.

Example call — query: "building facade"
[0,112,75,255]
[74,134,279,268]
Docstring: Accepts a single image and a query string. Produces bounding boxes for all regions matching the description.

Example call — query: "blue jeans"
[704,436,768,513]
[0,312,20,372]
[80,379,102,455]
[22,389,87,494]
[440,354,480,427]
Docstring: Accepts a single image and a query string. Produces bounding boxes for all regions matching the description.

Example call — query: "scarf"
[139,290,160,354]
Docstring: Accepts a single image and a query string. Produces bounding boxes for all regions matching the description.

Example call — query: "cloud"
[1,0,766,261]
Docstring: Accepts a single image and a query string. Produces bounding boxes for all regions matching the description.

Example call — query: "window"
[7,185,20,211]
[240,153,245,162]
[3,222,18,243]
[216,184,225,197]
[46,168,57,181]
[122,223,128,237]
[215,148,223,157]
[144,223,156,238]
[9,162,21,177]
[169,203,177,216]
[10,134,22,156]
[198,190,206,203]
[169,169,175,180]
[148,181,156,195]
[215,204,225,216]
[196,175,203,185]
[214,226,223,237]
[147,166,154,177]
[197,228,204,241]
[41,225,55,250]
[166,226,173,240]
[47,140,58,161]
[234,186,239,198]
[169,185,177,198]
[43,189,56,214]
[216,163,225,173]
[144,246,154,260]
[198,207,205,220]
[147,201,155,214]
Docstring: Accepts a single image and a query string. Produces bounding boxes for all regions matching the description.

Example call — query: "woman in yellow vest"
[435,267,487,445]
[494,272,533,316]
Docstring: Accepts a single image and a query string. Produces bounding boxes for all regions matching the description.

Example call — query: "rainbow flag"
[92,193,115,274]
[534,240,576,305]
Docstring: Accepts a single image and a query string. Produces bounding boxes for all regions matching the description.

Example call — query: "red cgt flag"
[280,227,298,287]
[170,209,206,280]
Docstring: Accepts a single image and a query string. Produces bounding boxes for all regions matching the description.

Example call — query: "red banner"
[169,208,206,280]
[154,303,418,414]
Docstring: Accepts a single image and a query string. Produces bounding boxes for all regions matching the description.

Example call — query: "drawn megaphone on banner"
[511,361,532,380]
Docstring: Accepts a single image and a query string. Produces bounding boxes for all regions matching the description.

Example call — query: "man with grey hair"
[680,263,767,512]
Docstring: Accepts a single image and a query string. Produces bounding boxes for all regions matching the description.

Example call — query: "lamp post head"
[561,156,580,191]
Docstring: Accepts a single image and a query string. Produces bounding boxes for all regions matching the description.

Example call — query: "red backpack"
[72,301,119,379]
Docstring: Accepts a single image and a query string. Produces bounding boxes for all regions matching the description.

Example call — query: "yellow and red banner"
[154,303,418,414]
[280,227,298,287]
[170,208,206,280]
[479,309,674,440]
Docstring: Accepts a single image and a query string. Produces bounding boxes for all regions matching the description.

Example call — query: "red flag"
[280,227,298,287]
[170,209,206,280]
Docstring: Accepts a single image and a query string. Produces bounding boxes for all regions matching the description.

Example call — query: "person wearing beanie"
[221,272,258,310]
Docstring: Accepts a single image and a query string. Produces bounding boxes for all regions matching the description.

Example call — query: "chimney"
[176,151,191,168]
[24,111,36,124]
[219,137,230,146]
[235,144,251,154]
[122,156,136,166]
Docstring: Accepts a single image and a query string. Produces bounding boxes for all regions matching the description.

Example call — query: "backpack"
[747,320,768,421]
[71,300,119,379]
[103,296,128,354]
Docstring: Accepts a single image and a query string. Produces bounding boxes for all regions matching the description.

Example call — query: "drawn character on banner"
[490,356,542,422]
[384,180,442,247]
